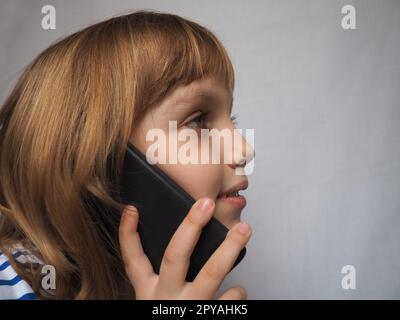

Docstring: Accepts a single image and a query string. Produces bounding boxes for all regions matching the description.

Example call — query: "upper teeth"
[219,190,240,198]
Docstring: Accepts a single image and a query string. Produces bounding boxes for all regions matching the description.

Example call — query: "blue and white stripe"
[0,251,37,300]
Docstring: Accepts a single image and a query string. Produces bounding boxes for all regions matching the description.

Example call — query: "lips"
[217,180,248,209]
[218,180,248,198]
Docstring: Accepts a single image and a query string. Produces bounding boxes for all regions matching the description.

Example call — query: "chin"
[214,198,244,229]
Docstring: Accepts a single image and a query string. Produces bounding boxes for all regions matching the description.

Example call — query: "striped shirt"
[0,250,38,300]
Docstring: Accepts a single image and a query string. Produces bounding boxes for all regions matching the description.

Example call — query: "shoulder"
[0,250,38,300]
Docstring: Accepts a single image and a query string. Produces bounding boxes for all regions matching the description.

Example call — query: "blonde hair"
[0,10,235,299]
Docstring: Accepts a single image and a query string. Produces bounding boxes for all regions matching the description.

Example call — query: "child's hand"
[118,197,252,299]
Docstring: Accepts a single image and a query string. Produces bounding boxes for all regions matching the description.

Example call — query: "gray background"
[1,0,399,299]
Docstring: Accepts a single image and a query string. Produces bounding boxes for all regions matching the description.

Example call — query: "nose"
[228,128,255,170]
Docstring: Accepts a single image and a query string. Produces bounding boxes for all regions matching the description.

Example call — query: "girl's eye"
[185,112,208,129]
[184,112,239,129]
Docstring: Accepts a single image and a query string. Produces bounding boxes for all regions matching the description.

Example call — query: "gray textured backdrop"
[1,0,399,299]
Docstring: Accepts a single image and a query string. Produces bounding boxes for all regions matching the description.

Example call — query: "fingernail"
[236,222,250,236]
[197,198,213,212]
[125,205,138,217]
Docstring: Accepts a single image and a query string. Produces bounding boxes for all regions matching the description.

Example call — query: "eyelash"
[230,114,238,126]
[185,113,238,129]
[185,112,208,129]
[186,112,237,129]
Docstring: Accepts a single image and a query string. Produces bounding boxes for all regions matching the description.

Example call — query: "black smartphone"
[110,141,247,282]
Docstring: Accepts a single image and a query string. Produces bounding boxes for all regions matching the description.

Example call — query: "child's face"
[130,77,254,229]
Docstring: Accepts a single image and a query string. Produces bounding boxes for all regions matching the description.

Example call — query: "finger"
[119,205,156,292]
[158,197,215,293]
[217,286,247,300]
[190,221,252,297]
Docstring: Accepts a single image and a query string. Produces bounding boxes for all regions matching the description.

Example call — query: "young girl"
[0,10,254,300]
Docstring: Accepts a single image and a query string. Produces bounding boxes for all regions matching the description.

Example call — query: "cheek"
[130,121,224,200]
[158,163,222,200]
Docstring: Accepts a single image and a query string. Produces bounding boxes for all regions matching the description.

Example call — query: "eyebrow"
[165,87,234,118]
[192,90,234,114]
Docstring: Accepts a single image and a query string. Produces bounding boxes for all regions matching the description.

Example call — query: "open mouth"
[219,190,240,197]
[217,180,248,209]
